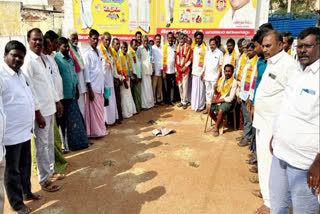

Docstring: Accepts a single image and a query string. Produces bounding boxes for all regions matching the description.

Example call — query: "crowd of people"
[0,23,318,214]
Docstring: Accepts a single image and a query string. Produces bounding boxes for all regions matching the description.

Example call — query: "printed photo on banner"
[202,9,213,23]
[180,0,191,7]
[204,0,214,7]
[179,9,191,23]
[191,9,202,23]
[192,0,203,7]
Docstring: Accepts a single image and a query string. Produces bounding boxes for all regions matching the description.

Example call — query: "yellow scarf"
[198,43,206,67]
[191,40,196,50]
[100,42,112,64]
[217,75,234,97]
[236,53,248,81]
[119,51,133,77]
[220,49,236,74]
[287,49,291,55]
[110,48,124,76]
[163,43,168,71]
[129,46,136,63]
[244,55,258,91]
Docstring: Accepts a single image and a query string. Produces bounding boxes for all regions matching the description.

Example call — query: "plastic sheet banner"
[73,0,156,41]
[156,0,257,37]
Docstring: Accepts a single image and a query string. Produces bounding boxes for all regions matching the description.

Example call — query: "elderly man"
[99,32,119,125]
[152,34,163,105]
[269,27,320,214]
[202,37,223,114]
[137,36,154,109]
[0,41,35,214]
[253,30,298,214]
[83,29,108,137]
[68,30,91,118]
[162,32,177,106]
[191,31,207,112]
[22,28,62,193]
[210,64,237,137]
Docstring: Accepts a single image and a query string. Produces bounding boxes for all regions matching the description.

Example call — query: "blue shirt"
[252,57,267,104]
[55,52,78,99]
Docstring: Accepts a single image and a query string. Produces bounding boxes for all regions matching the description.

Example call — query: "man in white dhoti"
[128,0,138,32]
[119,42,137,118]
[78,0,94,30]
[202,37,223,114]
[219,0,256,29]
[165,0,174,27]
[99,32,119,125]
[138,0,151,33]
[68,30,90,118]
[137,36,154,109]
[191,31,207,112]
[152,34,163,104]
[253,30,297,214]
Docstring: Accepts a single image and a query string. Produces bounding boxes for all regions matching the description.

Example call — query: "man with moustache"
[252,30,298,214]
[68,30,91,118]
[135,31,143,46]
[269,26,320,214]
[221,38,238,74]
[152,34,163,105]
[83,29,108,138]
[22,28,62,192]
[281,31,294,55]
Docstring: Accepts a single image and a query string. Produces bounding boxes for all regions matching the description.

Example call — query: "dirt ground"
[4,105,266,214]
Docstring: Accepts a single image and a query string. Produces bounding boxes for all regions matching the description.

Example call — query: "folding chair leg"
[233,109,237,130]
[204,113,210,133]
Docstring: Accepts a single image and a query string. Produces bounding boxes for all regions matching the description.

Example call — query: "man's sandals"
[24,193,40,201]
[41,180,61,192]
[18,205,32,214]
[50,173,65,181]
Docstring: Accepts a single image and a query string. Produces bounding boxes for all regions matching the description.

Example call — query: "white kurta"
[80,0,93,29]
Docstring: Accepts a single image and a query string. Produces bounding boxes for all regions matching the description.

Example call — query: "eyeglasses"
[295,44,320,50]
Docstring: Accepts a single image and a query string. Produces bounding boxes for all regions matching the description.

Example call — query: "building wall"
[0,2,23,37]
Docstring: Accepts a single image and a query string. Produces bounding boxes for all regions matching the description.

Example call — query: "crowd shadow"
[24,106,173,214]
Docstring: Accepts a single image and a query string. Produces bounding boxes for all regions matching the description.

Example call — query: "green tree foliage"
[270,0,319,15]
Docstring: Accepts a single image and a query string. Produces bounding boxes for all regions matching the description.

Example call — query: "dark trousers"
[241,100,253,141]
[114,82,123,121]
[4,140,32,211]
[164,74,176,104]
[250,127,257,153]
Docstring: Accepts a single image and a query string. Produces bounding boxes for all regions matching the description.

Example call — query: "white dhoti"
[141,75,154,109]
[128,0,138,32]
[205,80,216,105]
[256,127,273,207]
[165,0,174,23]
[138,0,150,33]
[80,0,93,29]
[191,75,206,111]
[104,87,119,124]
[77,93,86,118]
[120,80,137,118]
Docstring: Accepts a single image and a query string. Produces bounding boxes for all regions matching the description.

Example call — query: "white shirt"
[137,46,153,76]
[75,46,90,94]
[204,48,223,82]
[46,54,64,100]
[0,99,5,162]
[222,51,238,73]
[99,45,115,88]
[273,59,320,170]
[165,43,176,74]
[0,63,35,146]
[192,45,207,77]
[152,45,163,76]
[219,1,256,29]
[83,46,105,94]
[22,51,58,117]
[253,50,298,131]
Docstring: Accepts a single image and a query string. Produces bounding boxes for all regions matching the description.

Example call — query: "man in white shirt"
[152,34,163,105]
[269,27,320,214]
[22,28,63,193]
[162,32,176,105]
[202,37,223,114]
[68,30,91,118]
[221,38,238,73]
[253,30,298,214]
[218,0,256,29]
[99,32,119,125]
[137,36,154,109]
[83,29,109,137]
[0,41,37,214]
[191,31,206,112]
[0,96,4,214]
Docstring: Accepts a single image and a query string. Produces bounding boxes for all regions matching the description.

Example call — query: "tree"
[270,0,319,15]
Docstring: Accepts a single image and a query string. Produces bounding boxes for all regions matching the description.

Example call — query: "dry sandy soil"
[4,105,267,214]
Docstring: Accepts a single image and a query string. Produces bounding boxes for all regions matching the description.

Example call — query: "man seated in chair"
[210,64,237,136]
